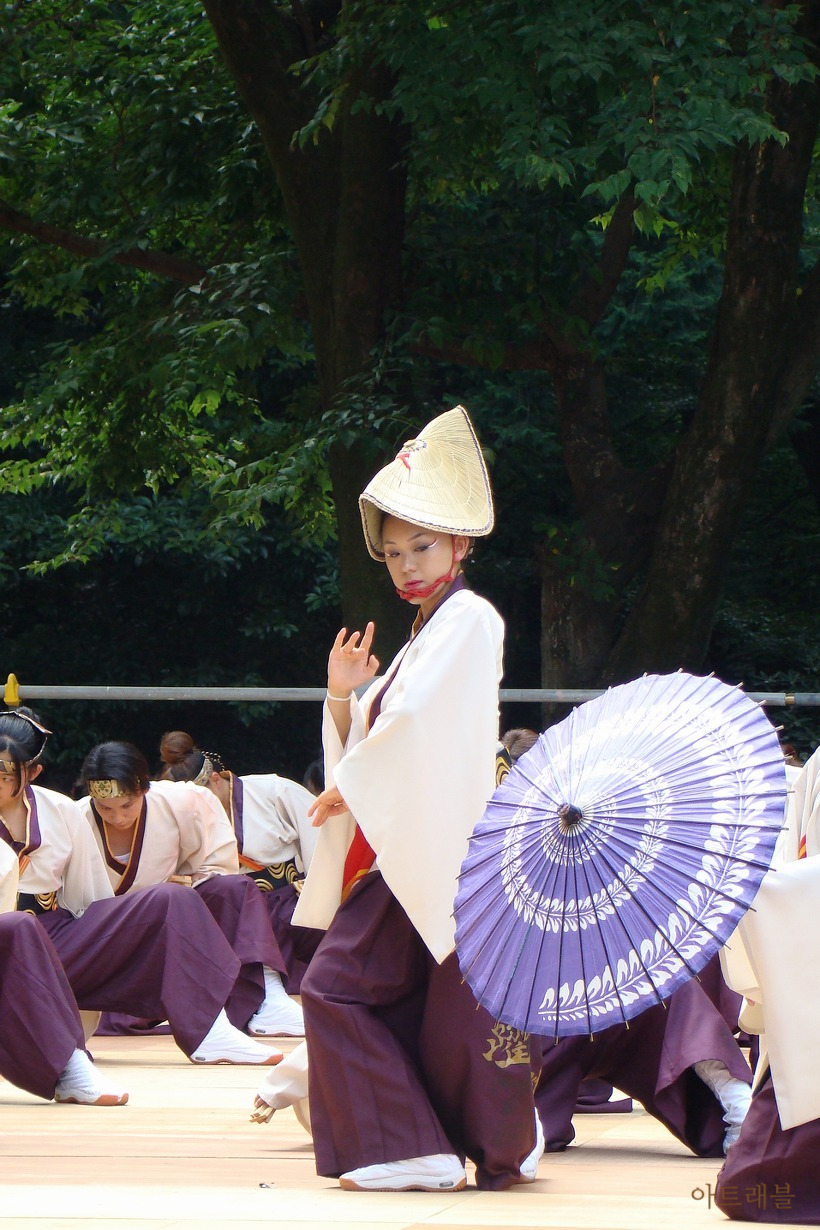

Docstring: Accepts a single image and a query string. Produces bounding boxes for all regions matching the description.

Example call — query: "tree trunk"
[203,0,409,653]
[537,343,670,694]
[607,48,820,680]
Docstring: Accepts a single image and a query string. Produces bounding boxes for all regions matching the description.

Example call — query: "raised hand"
[327,622,379,698]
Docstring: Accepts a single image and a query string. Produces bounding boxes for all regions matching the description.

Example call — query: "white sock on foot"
[247,967,305,1037]
[55,1048,129,1106]
[192,1008,283,1065]
[693,1059,752,1152]
[340,1153,467,1192]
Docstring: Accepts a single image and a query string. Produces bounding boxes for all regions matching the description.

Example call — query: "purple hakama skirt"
[300,871,537,1189]
[38,883,241,1055]
[0,912,84,1101]
[95,874,291,1037]
[534,973,751,1156]
[260,882,323,994]
[716,1070,820,1223]
[194,873,285,1026]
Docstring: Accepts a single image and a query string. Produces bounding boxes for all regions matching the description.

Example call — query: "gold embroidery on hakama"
[483,1021,530,1067]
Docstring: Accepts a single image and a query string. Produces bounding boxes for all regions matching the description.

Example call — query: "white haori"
[236,775,317,872]
[77,779,239,891]
[14,785,114,916]
[721,747,820,1129]
[0,841,18,914]
[294,589,503,963]
[9,787,114,915]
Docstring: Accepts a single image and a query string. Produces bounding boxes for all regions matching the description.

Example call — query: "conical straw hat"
[359,405,494,559]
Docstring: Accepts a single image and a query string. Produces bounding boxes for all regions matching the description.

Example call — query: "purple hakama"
[259,882,323,994]
[95,875,290,1036]
[301,872,537,1190]
[534,974,751,1156]
[696,953,744,1032]
[574,1078,633,1115]
[194,874,284,1026]
[37,883,241,1055]
[715,1070,820,1223]
[0,912,83,1101]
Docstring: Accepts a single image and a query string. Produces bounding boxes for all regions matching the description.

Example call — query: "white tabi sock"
[192,1008,283,1065]
[55,1048,129,1106]
[247,967,305,1037]
[693,1059,752,1152]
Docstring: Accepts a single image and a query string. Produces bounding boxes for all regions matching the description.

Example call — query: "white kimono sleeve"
[291,692,370,934]
[296,591,503,962]
[52,793,115,916]
[0,841,18,914]
[239,775,319,872]
[152,782,240,884]
[791,750,820,857]
[272,777,320,872]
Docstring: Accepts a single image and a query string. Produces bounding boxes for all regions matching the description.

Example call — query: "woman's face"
[205,772,231,812]
[0,772,21,809]
[92,790,146,830]
[0,761,41,809]
[381,516,467,610]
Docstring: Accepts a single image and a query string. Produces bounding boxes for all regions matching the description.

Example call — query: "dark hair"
[155,730,226,782]
[501,727,539,763]
[79,742,151,795]
[0,707,50,793]
[302,757,324,796]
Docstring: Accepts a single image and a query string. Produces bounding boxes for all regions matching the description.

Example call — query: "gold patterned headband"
[0,711,52,774]
[87,779,130,799]
[191,755,215,788]
[0,711,53,737]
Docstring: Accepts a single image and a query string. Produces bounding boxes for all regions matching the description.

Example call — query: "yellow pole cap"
[4,674,21,707]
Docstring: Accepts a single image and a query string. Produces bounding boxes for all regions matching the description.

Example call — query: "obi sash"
[17,889,58,916]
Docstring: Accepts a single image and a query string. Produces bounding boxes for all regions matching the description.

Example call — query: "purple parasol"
[455,672,786,1038]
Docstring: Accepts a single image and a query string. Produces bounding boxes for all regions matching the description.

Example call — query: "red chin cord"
[395,541,458,602]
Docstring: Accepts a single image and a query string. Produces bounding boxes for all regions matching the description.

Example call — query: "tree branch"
[568,193,636,333]
[0,199,207,284]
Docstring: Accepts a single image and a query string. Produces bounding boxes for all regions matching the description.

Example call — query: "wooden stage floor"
[0,1034,795,1230]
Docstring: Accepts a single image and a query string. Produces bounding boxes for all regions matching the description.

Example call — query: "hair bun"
[159,730,197,765]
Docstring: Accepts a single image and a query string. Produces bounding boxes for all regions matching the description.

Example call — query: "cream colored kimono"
[77,780,239,892]
[233,775,317,873]
[8,785,114,917]
[721,749,820,1129]
[0,841,18,914]
[294,588,504,963]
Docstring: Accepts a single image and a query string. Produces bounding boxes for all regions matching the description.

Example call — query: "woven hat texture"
[359,405,494,559]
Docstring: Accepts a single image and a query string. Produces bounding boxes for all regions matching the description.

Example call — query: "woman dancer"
[76,740,304,1037]
[294,405,541,1192]
[0,841,127,1106]
[156,730,322,994]
[0,708,281,1067]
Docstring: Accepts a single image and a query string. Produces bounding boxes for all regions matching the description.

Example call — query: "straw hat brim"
[358,405,494,560]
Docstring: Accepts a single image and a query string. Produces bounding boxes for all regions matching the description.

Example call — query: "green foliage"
[0,0,327,563]
[304,1,813,214]
[0,0,819,751]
